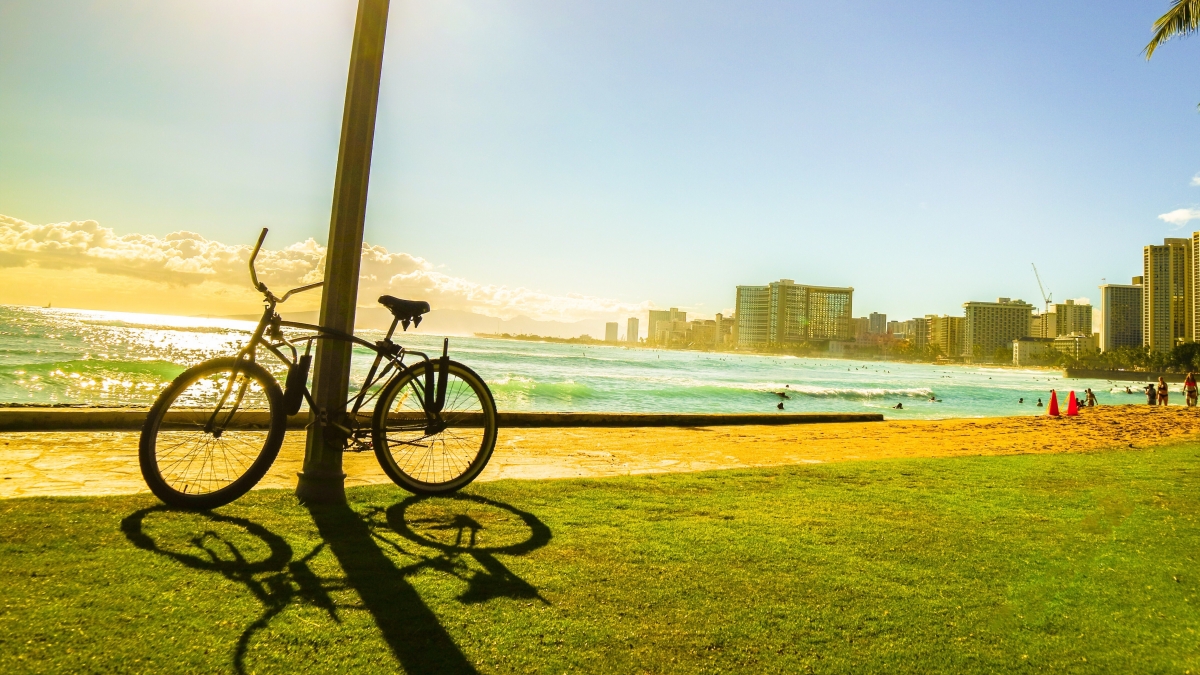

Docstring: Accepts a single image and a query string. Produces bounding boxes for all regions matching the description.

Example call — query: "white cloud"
[1157,208,1200,227]
[0,214,649,322]
[1191,173,1200,187]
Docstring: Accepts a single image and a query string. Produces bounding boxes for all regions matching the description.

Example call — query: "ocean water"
[0,305,1140,419]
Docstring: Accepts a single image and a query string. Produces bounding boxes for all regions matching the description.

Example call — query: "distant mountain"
[219,306,605,339]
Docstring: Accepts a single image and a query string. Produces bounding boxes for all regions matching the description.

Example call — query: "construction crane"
[1031,263,1052,314]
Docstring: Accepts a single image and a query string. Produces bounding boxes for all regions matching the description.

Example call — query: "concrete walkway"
[0,408,880,431]
[3,405,1200,499]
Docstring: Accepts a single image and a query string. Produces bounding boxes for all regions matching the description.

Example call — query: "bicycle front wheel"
[372,360,498,494]
[139,357,286,510]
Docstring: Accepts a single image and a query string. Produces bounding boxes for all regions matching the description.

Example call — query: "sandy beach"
[0,404,1196,499]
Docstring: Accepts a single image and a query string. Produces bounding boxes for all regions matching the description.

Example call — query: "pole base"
[295,471,347,504]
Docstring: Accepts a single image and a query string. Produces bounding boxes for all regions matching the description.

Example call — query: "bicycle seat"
[378,295,431,323]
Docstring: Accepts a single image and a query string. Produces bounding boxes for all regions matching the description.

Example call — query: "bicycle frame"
[139,227,498,510]
[210,227,450,445]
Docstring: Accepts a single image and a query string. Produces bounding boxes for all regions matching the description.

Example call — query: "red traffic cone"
[1047,390,1060,416]
[1066,390,1079,416]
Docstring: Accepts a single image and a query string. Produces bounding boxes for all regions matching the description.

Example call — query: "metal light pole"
[296,0,390,504]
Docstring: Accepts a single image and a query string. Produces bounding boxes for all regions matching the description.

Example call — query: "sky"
[3,0,1200,326]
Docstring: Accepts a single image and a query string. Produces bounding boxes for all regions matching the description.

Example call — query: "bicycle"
[138,228,498,510]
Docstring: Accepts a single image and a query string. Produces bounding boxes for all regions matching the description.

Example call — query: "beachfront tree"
[1145,0,1200,59]
[1167,342,1200,372]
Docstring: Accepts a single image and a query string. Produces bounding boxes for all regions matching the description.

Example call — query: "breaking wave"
[773,386,934,399]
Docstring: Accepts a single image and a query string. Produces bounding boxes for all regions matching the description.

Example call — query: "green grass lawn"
[2,443,1199,674]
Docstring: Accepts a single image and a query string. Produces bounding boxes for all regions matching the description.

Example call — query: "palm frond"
[1146,0,1200,59]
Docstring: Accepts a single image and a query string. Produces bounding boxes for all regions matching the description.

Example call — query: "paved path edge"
[0,408,883,432]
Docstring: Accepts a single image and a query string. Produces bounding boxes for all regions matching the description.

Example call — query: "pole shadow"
[307,492,552,673]
[120,494,551,675]
[304,498,479,674]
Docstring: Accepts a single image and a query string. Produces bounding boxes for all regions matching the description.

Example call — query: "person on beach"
[1186,373,1198,407]
[1146,383,1157,405]
[1036,398,1043,407]
[893,402,903,409]
[1086,389,1096,407]
[777,401,784,410]
[1019,397,1024,404]
[1125,386,1133,394]
[1157,377,1169,406]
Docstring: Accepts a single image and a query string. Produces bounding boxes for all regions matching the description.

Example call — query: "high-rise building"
[1052,299,1092,336]
[1144,238,1192,352]
[869,312,887,334]
[717,314,737,347]
[1099,280,1142,351]
[647,308,687,345]
[766,280,805,344]
[1032,311,1056,338]
[605,322,618,342]
[962,298,1033,362]
[734,279,853,347]
[626,317,639,344]
[1032,301,1093,339]
[655,318,689,345]
[1194,233,1200,341]
[686,319,719,346]
[905,317,929,349]
[733,287,769,347]
[646,310,670,343]
[852,317,870,341]
[926,315,965,358]
[805,285,854,341]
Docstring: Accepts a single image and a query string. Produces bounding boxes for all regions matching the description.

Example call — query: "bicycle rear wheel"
[372,360,498,494]
[139,357,286,510]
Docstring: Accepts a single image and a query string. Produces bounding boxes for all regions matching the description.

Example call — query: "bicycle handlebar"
[248,227,268,292]
[278,281,324,303]
[247,228,324,304]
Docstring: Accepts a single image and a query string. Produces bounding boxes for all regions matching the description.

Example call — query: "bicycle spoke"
[149,365,277,498]
[374,362,495,491]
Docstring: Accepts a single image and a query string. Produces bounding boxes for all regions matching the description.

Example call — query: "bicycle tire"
[139,357,286,510]
[372,360,498,494]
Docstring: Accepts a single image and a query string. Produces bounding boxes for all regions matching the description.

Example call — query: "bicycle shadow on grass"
[379,493,552,606]
[121,494,551,675]
[120,506,348,675]
[306,492,552,674]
